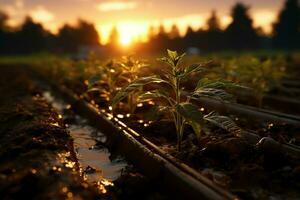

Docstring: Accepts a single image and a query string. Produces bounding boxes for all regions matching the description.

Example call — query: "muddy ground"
[0,65,103,199]
[0,65,168,200]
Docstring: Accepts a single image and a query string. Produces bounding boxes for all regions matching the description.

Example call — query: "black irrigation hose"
[190,96,300,158]
[235,89,300,115]
[190,96,300,126]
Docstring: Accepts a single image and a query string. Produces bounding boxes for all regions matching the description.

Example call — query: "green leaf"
[174,53,186,67]
[196,78,210,89]
[87,87,101,92]
[87,75,100,89]
[183,63,206,76]
[176,102,203,122]
[193,88,234,101]
[112,76,167,107]
[204,112,242,135]
[188,121,202,139]
[144,105,169,120]
[167,49,178,61]
[87,87,110,95]
[138,90,172,104]
[196,79,247,90]
[164,49,186,67]
[157,57,173,67]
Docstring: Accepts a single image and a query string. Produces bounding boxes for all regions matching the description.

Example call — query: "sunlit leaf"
[204,112,242,135]
[112,76,167,107]
[183,63,207,76]
[138,90,172,104]
[87,87,101,92]
[167,49,178,60]
[196,79,247,90]
[87,75,100,89]
[159,49,186,67]
[157,57,173,67]
[196,78,210,89]
[144,105,169,120]
[193,88,234,101]
[188,121,202,139]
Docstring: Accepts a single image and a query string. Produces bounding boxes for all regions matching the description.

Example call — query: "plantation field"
[1,50,300,199]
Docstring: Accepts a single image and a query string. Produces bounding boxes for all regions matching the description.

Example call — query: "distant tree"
[157,24,168,39]
[169,24,180,39]
[57,19,100,53]
[0,10,8,30]
[16,16,50,53]
[203,10,225,51]
[273,0,300,49]
[108,26,120,48]
[151,24,169,51]
[167,24,183,50]
[225,3,259,49]
[185,26,195,37]
[77,20,100,46]
[57,24,78,52]
[0,10,9,54]
[184,26,198,48]
[207,10,221,31]
[147,25,156,40]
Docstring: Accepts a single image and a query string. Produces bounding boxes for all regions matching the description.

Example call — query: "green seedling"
[113,50,242,150]
[116,56,149,114]
[87,55,147,113]
[87,60,122,108]
[227,56,286,107]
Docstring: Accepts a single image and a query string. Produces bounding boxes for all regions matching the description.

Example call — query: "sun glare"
[96,10,276,47]
[97,22,149,46]
[120,33,132,46]
[118,22,149,46]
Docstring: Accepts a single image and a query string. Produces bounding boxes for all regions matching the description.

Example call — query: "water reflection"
[43,91,127,193]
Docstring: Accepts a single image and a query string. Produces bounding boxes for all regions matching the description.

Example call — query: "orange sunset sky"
[0,0,285,44]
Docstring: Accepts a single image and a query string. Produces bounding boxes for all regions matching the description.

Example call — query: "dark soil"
[0,66,101,199]
[112,107,300,199]
[82,86,300,199]
[138,121,300,199]
[0,65,169,200]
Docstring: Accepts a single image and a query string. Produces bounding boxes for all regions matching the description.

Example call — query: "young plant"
[113,50,242,150]
[87,56,148,113]
[116,56,149,114]
[87,60,121,105]
[221,56,286,107]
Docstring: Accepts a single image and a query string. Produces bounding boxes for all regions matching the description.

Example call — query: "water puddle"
[43,91,127,192]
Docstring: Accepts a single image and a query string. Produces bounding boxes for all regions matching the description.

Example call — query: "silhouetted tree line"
[143,0,300,53]
[0,16,99,54]
[0,0,299,55]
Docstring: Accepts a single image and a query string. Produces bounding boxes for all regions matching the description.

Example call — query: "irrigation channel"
[42,90,127,193]
[37,82,171,200]
[0,65,172,199]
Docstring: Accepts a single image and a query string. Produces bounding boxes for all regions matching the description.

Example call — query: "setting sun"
[97,22,149,45]
[120,32,133,46]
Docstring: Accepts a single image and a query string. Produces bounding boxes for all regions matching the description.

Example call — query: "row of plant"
[16,51,300,199]
[29,51,300,110]
[26,51,296,147]
[106,50,245,150]
[12,52,299,144]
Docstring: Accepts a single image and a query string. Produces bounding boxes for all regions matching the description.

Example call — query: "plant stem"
[174,72,183,150]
